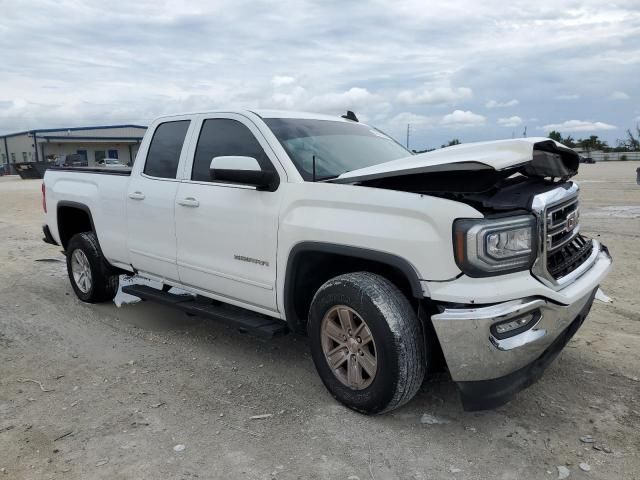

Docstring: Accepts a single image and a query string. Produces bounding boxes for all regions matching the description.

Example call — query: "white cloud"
[555,94,580,100]
[541,120,617,132]
[441,110,486,127]
[486,99,519,108]
[0,0,637,149]
[304,87,375,111]
[497,116,523,127]
[271,75,296,87]
[609,91,630,100]
[269,85,308,110]
[387,112,435,127]
[267,86,378,115]
[397,85,472,105]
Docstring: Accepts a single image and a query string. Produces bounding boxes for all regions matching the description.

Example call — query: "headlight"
[453,215,537,277]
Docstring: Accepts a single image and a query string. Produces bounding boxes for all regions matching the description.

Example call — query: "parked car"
[579,155,596,164]
[97,158,126,168]
[41,110,612,414]
[54,154,88,167]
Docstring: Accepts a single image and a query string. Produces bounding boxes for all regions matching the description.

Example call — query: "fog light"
[491,311,540,339]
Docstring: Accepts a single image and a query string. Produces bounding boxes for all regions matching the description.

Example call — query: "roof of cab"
[153,109,355,123]
[250,110,352,122]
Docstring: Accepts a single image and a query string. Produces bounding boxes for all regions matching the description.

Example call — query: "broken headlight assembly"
[453,215,537,277]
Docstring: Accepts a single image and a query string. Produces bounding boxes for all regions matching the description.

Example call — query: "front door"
[126,120,191,282]
[175,116,282,312]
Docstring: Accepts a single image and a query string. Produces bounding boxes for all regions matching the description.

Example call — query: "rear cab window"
[143,120,191,179]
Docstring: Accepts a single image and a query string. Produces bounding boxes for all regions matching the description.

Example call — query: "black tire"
[308,272,425,415]
[66,232,119,303]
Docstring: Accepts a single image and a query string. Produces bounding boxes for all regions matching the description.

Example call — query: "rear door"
[174,114,284,313]
[126,119,191,282]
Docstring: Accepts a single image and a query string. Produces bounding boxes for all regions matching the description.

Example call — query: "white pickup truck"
[42,110,612,414]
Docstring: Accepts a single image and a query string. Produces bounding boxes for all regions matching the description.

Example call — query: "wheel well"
[57,204,94,249]
[284,244,423,334]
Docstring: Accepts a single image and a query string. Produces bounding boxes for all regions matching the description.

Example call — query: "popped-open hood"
[331,138,579,193]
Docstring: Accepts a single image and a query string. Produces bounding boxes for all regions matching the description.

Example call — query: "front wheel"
[66,232,119,303]
[308,272,426,415]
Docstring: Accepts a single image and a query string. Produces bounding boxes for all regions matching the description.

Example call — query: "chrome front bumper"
[431,243,612,384]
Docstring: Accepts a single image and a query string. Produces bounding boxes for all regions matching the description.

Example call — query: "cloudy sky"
[1,0,638,149]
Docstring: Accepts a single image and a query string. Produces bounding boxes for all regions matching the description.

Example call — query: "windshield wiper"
[315,174,340,182]
[310,155,346,182]
[312,155,317,182]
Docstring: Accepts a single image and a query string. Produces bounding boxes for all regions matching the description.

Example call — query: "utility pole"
[406,124,410,149]
[523,126,527,138]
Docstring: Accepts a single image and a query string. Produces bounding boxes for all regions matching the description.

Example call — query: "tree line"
[410,124,640,155]
[412,138,460,154]
[548,125,640,153]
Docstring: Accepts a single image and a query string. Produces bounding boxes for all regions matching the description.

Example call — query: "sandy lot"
[1,162,639,480]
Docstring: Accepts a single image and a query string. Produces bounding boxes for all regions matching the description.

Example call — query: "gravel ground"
[1,162,639,480]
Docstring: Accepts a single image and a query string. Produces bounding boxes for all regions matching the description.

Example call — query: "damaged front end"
[331,138,580,214]
[332,136,596,291]
[333,137,613,410]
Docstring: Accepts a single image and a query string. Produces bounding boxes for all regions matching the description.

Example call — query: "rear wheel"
[308,272,426,415]
[66,232,119,303]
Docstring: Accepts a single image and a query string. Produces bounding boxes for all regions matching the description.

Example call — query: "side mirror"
[209,156,277,191]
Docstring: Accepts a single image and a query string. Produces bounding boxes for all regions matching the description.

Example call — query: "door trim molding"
[177,260,274,290]
[130,248,176,264]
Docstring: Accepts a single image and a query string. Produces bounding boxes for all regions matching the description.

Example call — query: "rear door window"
[191,119,273,182]
[144,120,190,179]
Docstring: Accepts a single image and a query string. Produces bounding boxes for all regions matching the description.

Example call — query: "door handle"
[178,197,200,208]
[128,191,145,200]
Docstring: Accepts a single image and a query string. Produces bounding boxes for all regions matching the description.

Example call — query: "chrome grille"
[545,196,580,252]
[531,183,596,289]
[546,234,593,279]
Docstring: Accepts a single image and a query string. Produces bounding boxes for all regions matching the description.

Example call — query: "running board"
[121,284,288,338]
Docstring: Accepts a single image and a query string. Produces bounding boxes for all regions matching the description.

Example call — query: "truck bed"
[44,167,132,269]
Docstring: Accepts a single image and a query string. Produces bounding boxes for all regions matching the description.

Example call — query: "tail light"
[42,182,47,213]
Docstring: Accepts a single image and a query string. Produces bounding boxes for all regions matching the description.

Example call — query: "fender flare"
[56,200,96,248]
[283,241,424,331]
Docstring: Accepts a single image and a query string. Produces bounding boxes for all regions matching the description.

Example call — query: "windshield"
[264,118,410,181]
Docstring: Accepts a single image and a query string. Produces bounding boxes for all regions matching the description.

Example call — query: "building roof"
[39,135,144,141]
[0,124,147,138]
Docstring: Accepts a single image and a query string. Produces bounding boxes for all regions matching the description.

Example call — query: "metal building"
[0,124,147,174]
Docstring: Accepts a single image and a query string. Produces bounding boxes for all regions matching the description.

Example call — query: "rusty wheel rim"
[320,305,377,390]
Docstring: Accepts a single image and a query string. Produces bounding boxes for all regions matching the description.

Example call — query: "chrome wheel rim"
[320,305,377,390]
[70,249,92,294]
